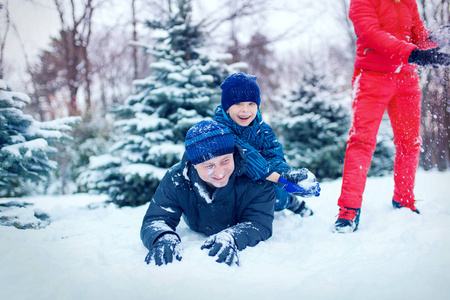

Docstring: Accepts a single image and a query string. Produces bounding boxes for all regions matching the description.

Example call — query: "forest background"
[0,0,448,205]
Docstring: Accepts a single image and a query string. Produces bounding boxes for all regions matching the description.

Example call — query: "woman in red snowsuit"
[333,0,450,233]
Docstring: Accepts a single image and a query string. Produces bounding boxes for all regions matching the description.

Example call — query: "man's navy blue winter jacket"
[140,147,275,251]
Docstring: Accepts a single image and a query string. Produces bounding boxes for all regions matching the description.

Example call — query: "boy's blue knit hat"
[220,72,261,112]
[185,120,235,165]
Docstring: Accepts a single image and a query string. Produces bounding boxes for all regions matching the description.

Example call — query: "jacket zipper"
[396,1,402,38]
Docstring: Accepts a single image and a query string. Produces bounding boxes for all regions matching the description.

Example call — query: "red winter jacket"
[349,0,437,73]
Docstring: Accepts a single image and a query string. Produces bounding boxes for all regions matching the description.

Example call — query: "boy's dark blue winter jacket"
[140,146,275,251]
[214,105,291,181]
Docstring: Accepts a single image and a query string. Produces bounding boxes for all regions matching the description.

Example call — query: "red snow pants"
[338,69,422,209]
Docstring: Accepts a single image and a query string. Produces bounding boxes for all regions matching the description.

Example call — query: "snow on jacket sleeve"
[222,180,275,251]
[140,172,183,250]
[349,0,417,63]
[410,2,437,50]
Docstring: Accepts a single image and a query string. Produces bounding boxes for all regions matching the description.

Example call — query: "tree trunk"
[132,0,138,79]
[417,0,450,171]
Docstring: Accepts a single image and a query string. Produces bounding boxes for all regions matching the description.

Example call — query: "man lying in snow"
[140,120,275,266]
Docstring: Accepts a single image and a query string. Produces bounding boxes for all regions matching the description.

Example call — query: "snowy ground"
[1,170,449,300]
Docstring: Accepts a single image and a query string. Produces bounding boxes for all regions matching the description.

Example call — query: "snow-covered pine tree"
[78,0,235,207]
[0,79,80,197]
[272,69,350,179]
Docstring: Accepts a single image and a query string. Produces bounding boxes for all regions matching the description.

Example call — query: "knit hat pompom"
[220,72,261,112]
[185,120,235,165]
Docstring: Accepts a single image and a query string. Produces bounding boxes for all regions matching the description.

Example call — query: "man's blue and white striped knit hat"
[185,120,235,165]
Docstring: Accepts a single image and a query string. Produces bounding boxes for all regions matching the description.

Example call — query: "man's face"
[226,101,258,126]
[194,153,235,188]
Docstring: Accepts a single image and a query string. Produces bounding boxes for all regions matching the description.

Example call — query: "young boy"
[215,72,320,216]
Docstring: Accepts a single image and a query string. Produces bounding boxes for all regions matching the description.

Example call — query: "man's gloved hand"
[408,48,450,67]
[278,169,321,197]
[145,233,182,266]
[201,231,239,266]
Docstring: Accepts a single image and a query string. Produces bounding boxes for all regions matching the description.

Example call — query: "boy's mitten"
[300,178,321,197]
[279,169,321,197]
[201,231,239,266]
[282,168,309,184]
[277,177,306,195]
[145,233,182,266]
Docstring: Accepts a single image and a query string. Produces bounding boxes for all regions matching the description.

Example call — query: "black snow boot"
[288,195,313,217]
[392,199,420,214]
[332,207,361,233]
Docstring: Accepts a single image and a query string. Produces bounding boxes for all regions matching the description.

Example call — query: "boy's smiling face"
[226,101,258,126]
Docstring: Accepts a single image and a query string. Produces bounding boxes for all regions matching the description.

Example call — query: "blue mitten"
[277,177,306,194]
[279,169,321,197]
[300,177,321,197]
[282,168,309,183]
